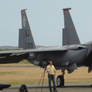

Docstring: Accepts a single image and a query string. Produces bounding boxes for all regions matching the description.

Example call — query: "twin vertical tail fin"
[18,9,36,49]
[62,8,80,45]
[19,8,80,48]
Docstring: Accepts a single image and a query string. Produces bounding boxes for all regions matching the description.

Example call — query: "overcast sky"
[0,0,92,46]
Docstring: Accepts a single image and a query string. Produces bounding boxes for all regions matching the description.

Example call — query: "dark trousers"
[48,74,56,92]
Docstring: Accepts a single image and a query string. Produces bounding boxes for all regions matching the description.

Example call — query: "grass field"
[0,60,92,85]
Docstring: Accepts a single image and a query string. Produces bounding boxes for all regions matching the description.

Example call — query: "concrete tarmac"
[2,87,92,92]
[2,85,92,92]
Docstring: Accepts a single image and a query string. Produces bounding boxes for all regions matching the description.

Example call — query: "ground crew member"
[46,60,57,92]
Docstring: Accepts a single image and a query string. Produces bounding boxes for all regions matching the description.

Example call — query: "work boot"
[50,90,52,92]
[53,89,58,92]
[49,89,52,92]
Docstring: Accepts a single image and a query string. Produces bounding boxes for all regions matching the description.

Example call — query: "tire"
[56,75,64,87]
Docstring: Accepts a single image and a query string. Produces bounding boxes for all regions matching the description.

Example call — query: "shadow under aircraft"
[0,8,92,87]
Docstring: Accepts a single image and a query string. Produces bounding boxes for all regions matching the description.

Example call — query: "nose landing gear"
[56,69,65,87]
[56,75,64,87]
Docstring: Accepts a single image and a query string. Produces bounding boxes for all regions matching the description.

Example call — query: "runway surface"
[2,87,92,92]
[1,84,92,92]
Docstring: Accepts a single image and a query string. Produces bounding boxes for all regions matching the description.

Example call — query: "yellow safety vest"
[47,65,56,75]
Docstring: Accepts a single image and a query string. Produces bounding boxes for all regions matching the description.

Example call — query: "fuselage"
[28,42,92,73]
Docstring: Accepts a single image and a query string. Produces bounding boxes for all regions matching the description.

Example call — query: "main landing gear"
[56,70,65,87]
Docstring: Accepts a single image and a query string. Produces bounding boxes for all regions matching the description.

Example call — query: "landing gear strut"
[56,69,65,87]
[56,75,64,87]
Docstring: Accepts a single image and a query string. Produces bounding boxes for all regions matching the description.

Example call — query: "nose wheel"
[56,75,64,87]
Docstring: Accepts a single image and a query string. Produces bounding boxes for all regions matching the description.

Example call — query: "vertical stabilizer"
[19,9,36,49]
[62,8,80,45]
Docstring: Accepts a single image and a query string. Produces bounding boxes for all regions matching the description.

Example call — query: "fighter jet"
[0,8,92,87]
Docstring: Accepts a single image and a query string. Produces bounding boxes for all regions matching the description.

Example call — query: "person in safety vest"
[46,60,57,92]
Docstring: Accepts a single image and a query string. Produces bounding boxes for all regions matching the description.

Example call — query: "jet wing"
[0,47,66,55]
[0,45,86,63]
[0,45,86,55]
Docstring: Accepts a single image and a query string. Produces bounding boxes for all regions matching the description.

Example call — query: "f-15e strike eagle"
[0,8,92,87]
